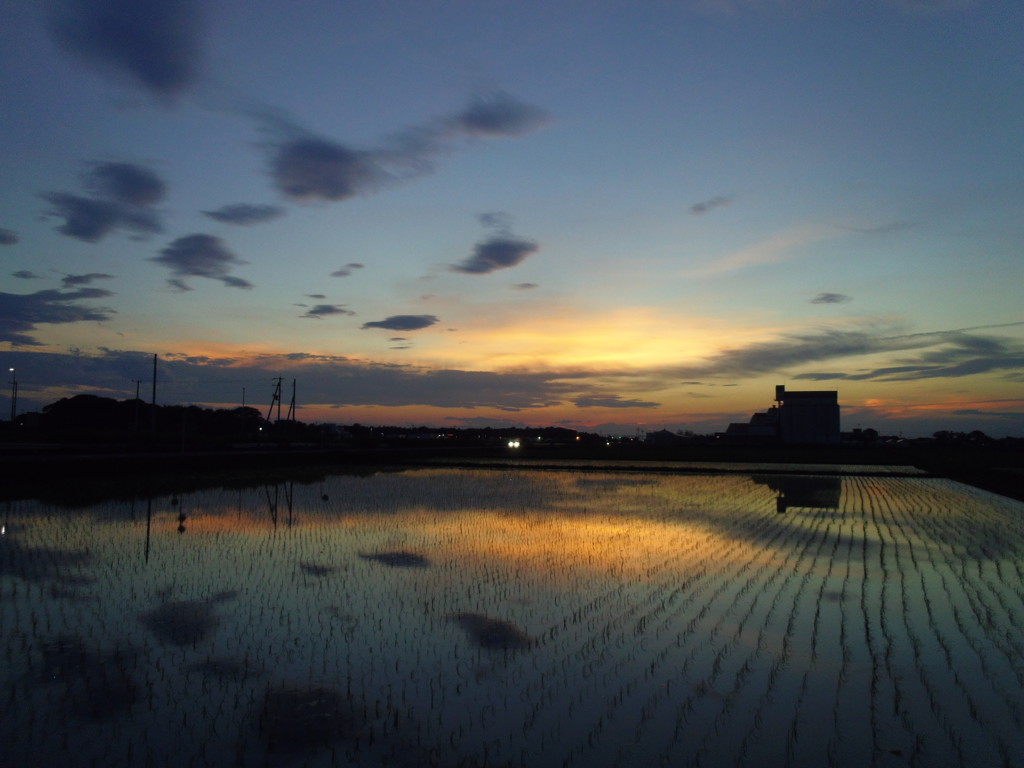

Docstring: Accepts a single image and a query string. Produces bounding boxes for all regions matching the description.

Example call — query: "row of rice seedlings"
[674,501,838,768]
[857,476,927,765]
[581,489,827,765]
[913,552,1023,756]
[580,522,785,764]
[746,513,840,762]
[727,504,843,766]
[513,477,772,764]
[6,469,1022,766]
[874,478,1023,765]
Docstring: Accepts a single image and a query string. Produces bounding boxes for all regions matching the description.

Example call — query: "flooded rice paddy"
[1,467,1023,767]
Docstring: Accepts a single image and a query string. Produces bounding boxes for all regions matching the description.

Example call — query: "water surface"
[1,468,1021,767]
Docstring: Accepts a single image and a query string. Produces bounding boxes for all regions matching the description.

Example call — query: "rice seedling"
[2,467,1024,766]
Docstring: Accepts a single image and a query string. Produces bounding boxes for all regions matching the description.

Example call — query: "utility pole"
[286,379,296,422]
[267,377,283,423]
[151,354,158,432]
[8,368,17,424]
[132,378,142,431]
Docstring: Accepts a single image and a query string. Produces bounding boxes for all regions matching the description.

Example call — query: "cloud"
[0,228,18,245]
[271,138,382,202]
[12,271,40,279]
[331,263,364,278]
[690,195,733,215]
[86,162,166,205]
[811,292,851,304]
[201,203,285,225]
[451,235,539,275]
[361,314,439,331]
[150,234,252,290]
[62,273,113,288]
[265,92,548,204]
[673,322,1024,383]
[686,224,830,278]
[448,92,551,138]
[49,0,202,99]
[841,221,915,235]
[301,304,355,319]
[40,192,162,242]
[675,327,913,378]
[478,211,514,231]
[0,287,115,346]
[573,395,660,409]
[512,283,539,291]
[2,348,583,412]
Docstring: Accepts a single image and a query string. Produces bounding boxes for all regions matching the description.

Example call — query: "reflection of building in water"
[752,475,842,514]
[725,384,840,445]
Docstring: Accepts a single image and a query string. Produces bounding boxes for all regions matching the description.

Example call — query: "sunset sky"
[2,0,1022,436]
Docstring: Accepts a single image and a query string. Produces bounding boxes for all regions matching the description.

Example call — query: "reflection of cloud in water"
[37,635,139,720]
[300,562,339,576]
[259,684,353,753]
[359,551,430,568]
[0,539,93,587]
[448,612,535,651]
[188,657,264,682]
[140,592,236,646]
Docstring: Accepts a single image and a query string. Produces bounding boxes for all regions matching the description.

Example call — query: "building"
[774,385,840,445]
[725,385,840,445]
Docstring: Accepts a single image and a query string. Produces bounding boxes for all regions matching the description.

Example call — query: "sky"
[1,0,1023,437]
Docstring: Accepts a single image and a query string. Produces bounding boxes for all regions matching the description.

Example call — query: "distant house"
[725,385,840,445]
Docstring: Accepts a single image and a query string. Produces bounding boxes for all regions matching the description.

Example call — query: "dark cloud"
[573,395,660,409]
[86,162,166,205]
[811,292,851,304]
[0,287,115,346]
[1,348,580,412]
[361,315,439,332]
[201,203,285,225]
[449,92,550,138]
[512,283,539,290]
[674,328,903,378]
[301,304,355,320]
[150,234,252,290]
[40,192,161,242]
[265,92,548,204]
[0,228,18,245]
[690,195,733,215]
[12,271,41,279]
[62,273,113,288]
[272,138,379,202]
[49,0,202,99]
[451,235,539,275]
[305,294,327,300]
[331,263,364,278]
[478,211,514,231]
[673,323,1024,383]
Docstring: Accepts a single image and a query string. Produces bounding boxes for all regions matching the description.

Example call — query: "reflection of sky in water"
[1,470,1022,767]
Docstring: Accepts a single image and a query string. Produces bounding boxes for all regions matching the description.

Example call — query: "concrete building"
[725,385,840,445]
[774,385,840,445]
